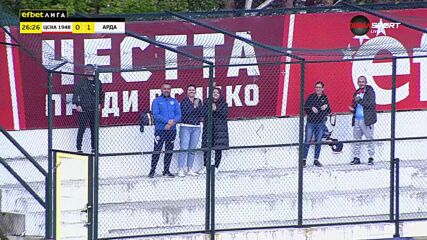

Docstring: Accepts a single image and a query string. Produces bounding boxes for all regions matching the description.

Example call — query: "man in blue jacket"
[149,83,182,178]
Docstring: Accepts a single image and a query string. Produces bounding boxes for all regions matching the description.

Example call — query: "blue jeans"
[303,122,325,160]
[178,126,201,169]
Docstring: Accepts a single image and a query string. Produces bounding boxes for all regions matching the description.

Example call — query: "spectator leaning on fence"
[148,83,182,178]
[72,64,104,153]
[199,88,229,174]
[177,84,204,177]
[349,76,377,165]
[302,81,331,168]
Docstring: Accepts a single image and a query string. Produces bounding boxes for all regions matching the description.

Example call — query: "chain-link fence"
[0,127,47,238]
[1,2,426,239]
[0,22,47,238]
[79,53,427,240]
[36,18,427,240]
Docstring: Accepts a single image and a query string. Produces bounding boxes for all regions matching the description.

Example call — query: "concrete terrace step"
[2,139,427,186]
[10,185,427,238]
[2,160,427,211]
[1,160,427,217]
[1,159,426,238]
[104,213,427,240]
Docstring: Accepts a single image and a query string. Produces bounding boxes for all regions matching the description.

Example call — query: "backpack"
[140,111,155,132]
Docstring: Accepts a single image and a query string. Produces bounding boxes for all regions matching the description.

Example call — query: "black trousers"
[76,111,95,151]
[204,150,222,168]
[151,130,177,173]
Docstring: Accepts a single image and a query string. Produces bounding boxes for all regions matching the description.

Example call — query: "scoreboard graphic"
[19,10,125,34]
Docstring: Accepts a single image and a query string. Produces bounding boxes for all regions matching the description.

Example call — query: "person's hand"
[212,103,217,111]
[354,96,362,102]
[164,124,171,130]
[76,106,83,112]
[167,119,175,125]
[312,107,318,113]
[194,98,200,108]
[348,106,355,112]
[320,104,328,111]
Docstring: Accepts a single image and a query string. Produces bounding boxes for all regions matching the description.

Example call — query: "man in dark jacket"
[72,64,104,153]
[303,81,331,167]
[348,76,377,165]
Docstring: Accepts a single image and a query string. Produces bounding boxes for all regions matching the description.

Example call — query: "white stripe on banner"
[281,14,295,116]
[5,26,20,130]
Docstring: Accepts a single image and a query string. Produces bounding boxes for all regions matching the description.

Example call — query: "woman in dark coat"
[199,88,229,173]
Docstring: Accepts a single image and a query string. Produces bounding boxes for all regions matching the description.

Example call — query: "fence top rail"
[84,54,427,73]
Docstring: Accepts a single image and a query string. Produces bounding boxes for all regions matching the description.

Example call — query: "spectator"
[148,83,182,178]
[349,76,377,165]
[199,88,229,174]
[177,85,204,177]
[72,64,104,153]
[303,81,331,167]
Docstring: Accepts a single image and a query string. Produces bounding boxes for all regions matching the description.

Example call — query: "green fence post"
[297,60,305,226]
[46,71,54,239]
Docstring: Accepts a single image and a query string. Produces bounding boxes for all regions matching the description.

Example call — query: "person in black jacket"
[72,64,104,153]
[199,88,229,174]
[348,76,377,165]
[303,81,331,167]
[177,84,204,177]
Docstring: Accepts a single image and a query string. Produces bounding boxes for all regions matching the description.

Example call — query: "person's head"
[84,64,95,79]
[315,81,324,95]
[161,83,172,97]
[187,84,196,98]
[213,88,222,102]
[357,76,367,88]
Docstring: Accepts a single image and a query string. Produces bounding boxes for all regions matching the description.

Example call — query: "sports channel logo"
[350,15,401,36]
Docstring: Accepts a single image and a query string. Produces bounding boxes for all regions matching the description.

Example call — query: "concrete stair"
[1,156,427,239]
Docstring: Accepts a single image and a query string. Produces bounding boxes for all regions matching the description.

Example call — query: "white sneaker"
[198,168,206,174]
[178,169,186,177]
[187,169,199,176]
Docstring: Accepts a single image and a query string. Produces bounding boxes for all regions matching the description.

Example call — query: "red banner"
[1,9,427,130]
[285,9,427,116]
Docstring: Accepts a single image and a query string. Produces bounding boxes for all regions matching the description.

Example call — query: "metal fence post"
[205,63,215,234]
[93,69,100,240]
[207,64,216,240]
[88,155,94,240]
[391,58,400,237]
[390,58,397,221]
[297,60,305,226]
[394,158,401,237]
[46,71,54,239]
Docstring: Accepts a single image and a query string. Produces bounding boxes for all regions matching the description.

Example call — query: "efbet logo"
[350,15,401,36]
[20,10,67,20]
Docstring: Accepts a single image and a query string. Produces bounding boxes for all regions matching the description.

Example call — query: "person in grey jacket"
[348,76,377,165]
[72,64,104,153]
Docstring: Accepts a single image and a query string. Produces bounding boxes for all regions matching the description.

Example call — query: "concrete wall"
[1,111,427,159]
